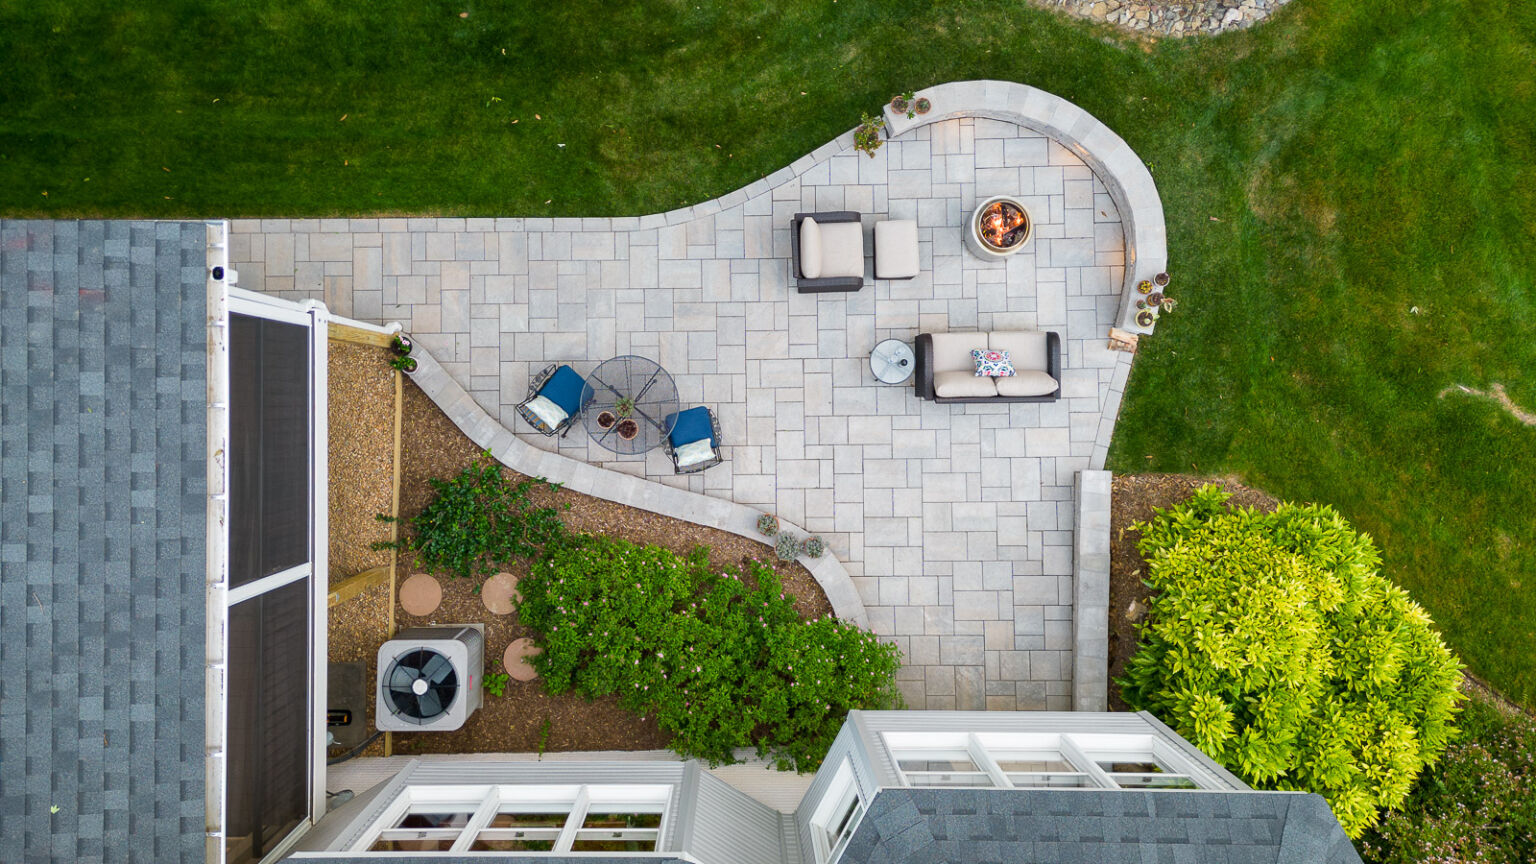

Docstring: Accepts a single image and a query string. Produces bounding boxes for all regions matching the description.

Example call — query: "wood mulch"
[1107,474,1278,711]
[326,342,831,757]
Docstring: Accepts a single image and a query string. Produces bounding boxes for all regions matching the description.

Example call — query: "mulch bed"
[325,343,831,757]
[1108,474,1278,711]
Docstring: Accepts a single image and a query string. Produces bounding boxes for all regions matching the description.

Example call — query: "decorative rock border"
[1072,470,1113,711]
[1040,0,1290,38]
[403,344,869,629]
[883,80,1167,337]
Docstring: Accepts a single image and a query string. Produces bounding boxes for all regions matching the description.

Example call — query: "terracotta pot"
[616,419,640,440]
[891,97,911,115]
[597,411,617,429]
[915,97,932,115]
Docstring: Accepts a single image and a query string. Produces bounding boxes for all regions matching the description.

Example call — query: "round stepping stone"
[481,572,521,616]
[504,638,542,682]
[399,573,441,618]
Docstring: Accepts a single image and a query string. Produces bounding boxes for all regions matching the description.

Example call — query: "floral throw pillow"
[972,348,1016,377]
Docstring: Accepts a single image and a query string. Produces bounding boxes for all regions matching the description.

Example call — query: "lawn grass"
[3,0,1535,703]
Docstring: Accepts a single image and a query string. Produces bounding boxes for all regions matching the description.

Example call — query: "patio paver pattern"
[234,109,1136,711]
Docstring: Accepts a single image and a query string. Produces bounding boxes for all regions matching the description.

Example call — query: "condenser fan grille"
[383,647,459,723]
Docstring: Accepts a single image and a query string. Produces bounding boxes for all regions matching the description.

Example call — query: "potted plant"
[854,113,885,158]
[596,410,617,430]
[891,90,916,119]
[915,96,932,115]
[616,418,639,441]
[775,532,801,562]
[388,354,417,373]
[391,333,413,356]
[802,536,825,559]
[614,396,635,419]
[1159,296,1179,314]
[1137,279,1153,294]
[757,513,780,537]
[1147,292,1163,307]
[1136,309,1156,328]
[1153,271,1170,288]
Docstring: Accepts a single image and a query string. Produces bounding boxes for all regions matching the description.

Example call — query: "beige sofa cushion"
[989,331,1049,372]
[934,370,998,398]
[818,220,865,278]
[798,217,822,279]
[995,370,1058,397]
[928,333,984,374]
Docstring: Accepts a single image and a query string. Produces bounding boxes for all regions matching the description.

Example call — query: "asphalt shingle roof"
[845,787,1363,864]
[0,220,207,863]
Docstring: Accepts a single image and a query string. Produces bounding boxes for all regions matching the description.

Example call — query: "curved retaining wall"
[404,345,869,628]
[883,80,1167,335]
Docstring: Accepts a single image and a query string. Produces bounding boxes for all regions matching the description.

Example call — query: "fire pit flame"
[979,200,1029,250]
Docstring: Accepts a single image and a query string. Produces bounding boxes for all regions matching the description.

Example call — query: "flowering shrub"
[1362,696,1536,864]
[517,535,902,770]
[1120,485,1464,838]
[377,453,566,580]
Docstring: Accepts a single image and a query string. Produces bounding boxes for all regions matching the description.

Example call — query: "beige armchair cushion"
[798,217,823,279]
[875,220,919,279]
[934,370,998,398]
[995,370,1058,397]
[818,220,865,279]
[989,331,1049,372]
[927,333,982,374]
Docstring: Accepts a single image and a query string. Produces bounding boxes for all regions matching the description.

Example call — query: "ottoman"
[875,219,919,280]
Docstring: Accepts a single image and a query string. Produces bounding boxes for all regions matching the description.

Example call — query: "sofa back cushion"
[989,331,1049,372]
[798,217,822,279]
[928,333,981,374]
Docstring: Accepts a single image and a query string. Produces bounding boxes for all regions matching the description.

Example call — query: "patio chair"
[791,211,865,293]
[662,406,723,474]
[516,363,590,437]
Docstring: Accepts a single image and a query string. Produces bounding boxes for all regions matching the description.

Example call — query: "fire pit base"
[965,195,1033,261]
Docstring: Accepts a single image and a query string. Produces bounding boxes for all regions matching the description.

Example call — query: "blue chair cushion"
[539,365,587,418]
[667,406,714,448]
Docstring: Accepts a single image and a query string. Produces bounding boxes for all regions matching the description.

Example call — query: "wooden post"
[384,366,404,758]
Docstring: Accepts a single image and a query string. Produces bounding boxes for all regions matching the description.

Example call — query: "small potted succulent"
[757,513,780,537]
[915,96,932,115]
[802,536,826,559]
[775,532,801,562]
[854,113,886,158]
[616,418,640,440]
[391,333,413,356]
[596,410,617,430]
[614,396,635,419]
[890,90,916,119]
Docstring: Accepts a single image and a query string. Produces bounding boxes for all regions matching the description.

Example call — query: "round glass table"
[580,355,680,454]
[870,339,916,384]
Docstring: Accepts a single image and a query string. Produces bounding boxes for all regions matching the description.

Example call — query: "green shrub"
[1362,696,1536,864]
[1119,485,1464,838]
[376,452,566,580]
[517,535,902,770]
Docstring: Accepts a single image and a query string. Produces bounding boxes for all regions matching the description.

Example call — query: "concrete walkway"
[234,81,1157,711]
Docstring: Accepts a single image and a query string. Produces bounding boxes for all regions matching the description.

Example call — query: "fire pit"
[965,195,1033,260]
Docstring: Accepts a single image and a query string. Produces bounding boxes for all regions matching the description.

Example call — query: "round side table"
[870,339,915,385]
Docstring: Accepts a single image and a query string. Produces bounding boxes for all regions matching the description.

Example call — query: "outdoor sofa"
[914,330,1062,403]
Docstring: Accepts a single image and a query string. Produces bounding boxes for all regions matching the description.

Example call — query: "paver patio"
[233,112,1135,711]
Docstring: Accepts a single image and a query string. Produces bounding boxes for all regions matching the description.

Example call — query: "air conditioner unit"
[376,624,484,732]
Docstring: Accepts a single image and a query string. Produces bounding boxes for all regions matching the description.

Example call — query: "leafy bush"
[517,535,902,770]
[1362,696,1536,864]
[376,453,566,579]
[1119,485,1464,838]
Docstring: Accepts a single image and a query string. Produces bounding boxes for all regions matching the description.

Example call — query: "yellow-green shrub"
[1119,485,1463,837]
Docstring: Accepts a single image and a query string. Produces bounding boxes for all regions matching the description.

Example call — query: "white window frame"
[349,784,672,855]
[883,731,1216,792]
[809,760,865,864]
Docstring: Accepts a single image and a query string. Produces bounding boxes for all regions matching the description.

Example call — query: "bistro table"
[870,338,916,385]
[580,355,680,454]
